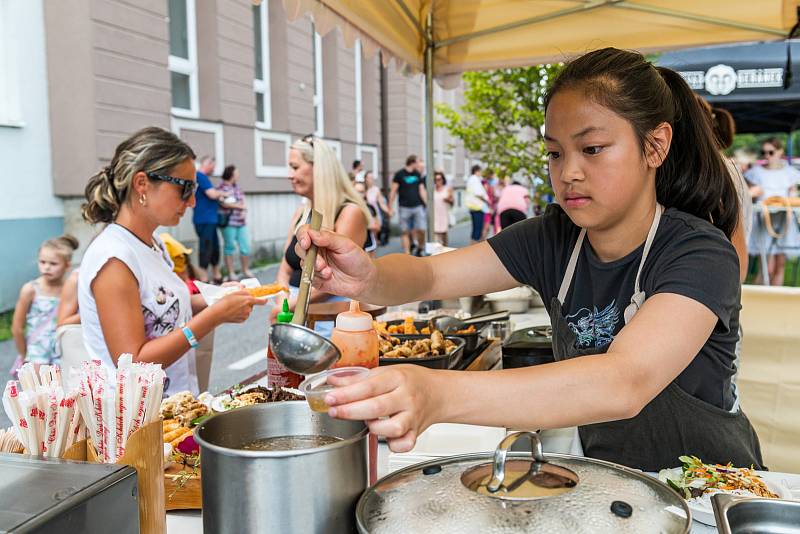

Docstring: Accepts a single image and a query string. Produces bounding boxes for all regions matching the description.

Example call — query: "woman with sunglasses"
[745,137,800,286]
[79,127,263,394]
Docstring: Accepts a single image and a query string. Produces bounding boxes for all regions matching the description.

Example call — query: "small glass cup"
[487,320,510,342]
[299,366,370,413]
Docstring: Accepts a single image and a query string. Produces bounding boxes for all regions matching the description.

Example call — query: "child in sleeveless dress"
[10,235,79,373]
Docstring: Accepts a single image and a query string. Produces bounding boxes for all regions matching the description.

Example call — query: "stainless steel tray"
[712,493,800,533]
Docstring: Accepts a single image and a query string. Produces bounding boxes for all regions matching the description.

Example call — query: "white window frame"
[169,0,199,119]
[313,30,324,137]
[254,130,290,178]
[356,145,378,174]
[354,39,363,144]
[171,118,224,174]
[324,139,341,160]
[0,0,22,127]
[253,1,271,129]
[442,152,455,181]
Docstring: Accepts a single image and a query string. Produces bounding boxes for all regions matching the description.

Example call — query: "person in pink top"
[432,171,454,245]
[497,180,530,229]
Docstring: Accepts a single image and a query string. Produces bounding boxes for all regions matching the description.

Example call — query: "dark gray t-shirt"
[488,204,740,411]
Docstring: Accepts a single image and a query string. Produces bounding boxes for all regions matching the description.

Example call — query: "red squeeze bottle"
[330,300,379,484]
[267,300,302,389]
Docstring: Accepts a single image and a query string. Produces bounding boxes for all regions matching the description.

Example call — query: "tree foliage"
[435,65,562,198]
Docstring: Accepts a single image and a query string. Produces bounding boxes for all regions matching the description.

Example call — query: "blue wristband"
[181,325,199,348]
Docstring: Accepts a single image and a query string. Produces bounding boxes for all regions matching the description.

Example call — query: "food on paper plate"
[246,283,288,298]
[160,391,211,427]
[215,385,304,412]
[658,455,780,504]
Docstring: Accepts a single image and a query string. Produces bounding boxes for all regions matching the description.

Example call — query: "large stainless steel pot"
[357,431,691,534]
[195,401,368,534]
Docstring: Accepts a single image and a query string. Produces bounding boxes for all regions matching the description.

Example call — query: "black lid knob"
[422,465,442,476]
[610,500,633,518]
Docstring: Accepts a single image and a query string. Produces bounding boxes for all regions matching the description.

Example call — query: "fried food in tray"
[246,283,288,298]
[376,317,431,335]
[378,328,457,359]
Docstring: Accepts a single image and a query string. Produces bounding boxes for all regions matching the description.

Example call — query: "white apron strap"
[624,203,664,324]
[557,229,586,304]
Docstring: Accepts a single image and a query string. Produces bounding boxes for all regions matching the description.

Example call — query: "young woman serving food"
[294,48,764,472]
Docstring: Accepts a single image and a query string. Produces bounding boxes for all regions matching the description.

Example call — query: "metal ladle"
[269,209,341,374]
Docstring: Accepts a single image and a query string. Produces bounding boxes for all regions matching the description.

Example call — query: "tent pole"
[424,10,435,246]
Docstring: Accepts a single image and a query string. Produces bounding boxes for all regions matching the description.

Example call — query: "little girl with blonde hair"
[11,235,79,371]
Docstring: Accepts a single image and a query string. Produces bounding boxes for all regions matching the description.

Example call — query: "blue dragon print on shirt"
[566,300,621,348]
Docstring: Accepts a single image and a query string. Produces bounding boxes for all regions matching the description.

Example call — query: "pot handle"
[486,431,547,493]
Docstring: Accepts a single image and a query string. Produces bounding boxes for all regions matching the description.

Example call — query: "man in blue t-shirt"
[193,156,225,283]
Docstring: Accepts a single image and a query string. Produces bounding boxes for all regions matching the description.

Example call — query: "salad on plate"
[658,455,785,526]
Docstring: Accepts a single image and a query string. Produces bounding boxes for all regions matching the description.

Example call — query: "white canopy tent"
[279,0,800,242]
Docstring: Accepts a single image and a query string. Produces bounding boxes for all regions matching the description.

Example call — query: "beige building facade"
[1,0,477,309]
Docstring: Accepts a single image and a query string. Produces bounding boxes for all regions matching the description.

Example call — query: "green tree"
[435,65,562,205]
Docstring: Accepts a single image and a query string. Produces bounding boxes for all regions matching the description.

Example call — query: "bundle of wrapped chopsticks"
[2,363,85,457]
[0,427,24,453]
[71,354,165,463]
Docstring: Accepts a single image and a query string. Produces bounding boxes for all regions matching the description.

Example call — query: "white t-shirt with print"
[78,224,198,395]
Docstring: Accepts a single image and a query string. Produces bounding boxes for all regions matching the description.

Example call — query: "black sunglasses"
[302,134,315,147]
[146,172,197,201]
[761,149,777,157]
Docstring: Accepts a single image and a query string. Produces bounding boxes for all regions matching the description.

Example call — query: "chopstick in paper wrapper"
[70,355,166,463]
[1,363,87,457]
[3,381,25,444]
[1,363,86,457]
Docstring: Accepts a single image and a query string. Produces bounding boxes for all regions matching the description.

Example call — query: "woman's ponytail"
[82,166,122,224]
[655,67,739,238]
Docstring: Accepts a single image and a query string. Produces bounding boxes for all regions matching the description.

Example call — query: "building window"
[253,1,271,128]
[171,118,224,175]
[168,0,198,118]
[254,130,290,178]
[0,0,22,127]
[312,27,324,136]
[354,40,363,144]
[357,145,378,174]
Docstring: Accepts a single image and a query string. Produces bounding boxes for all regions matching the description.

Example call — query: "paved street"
[0,223,473,428]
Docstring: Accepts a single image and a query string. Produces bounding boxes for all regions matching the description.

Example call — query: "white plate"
[660,467,793,526]
[163,443,174,469]
[211,385,304,413]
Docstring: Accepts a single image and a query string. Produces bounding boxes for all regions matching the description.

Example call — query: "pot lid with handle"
[357,431,691,533]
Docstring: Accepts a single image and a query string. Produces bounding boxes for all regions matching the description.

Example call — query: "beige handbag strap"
[762,197,793,239]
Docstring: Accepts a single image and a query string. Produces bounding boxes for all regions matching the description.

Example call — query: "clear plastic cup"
[299,366,370,413]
